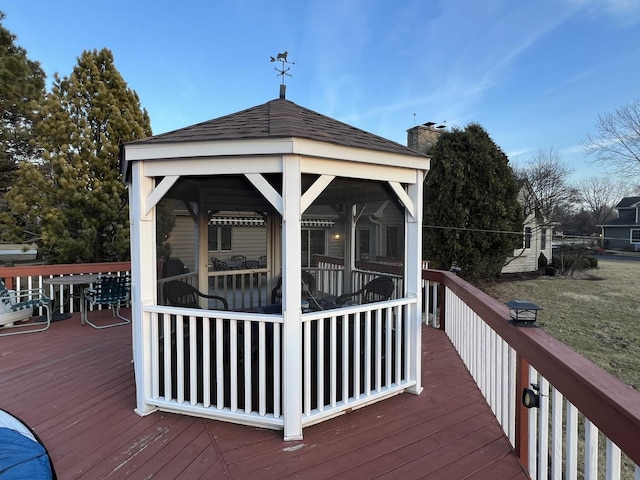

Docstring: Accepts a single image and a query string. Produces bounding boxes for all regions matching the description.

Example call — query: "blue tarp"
[0,420,53,479]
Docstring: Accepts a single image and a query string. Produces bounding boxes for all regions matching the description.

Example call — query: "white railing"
[208,268,270,311]
[426,269,640,480]
[144,305,284,429]
[141,297,416,431]
[525,367,640,480]
[445,288,518,447]
[300,298,416,427]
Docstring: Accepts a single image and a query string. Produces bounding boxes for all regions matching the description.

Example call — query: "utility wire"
[422,224,622,242]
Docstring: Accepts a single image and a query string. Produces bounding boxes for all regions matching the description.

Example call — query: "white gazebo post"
[197,197,209,307]
[282,154,303,440]
[405,171,424,395]
[129,162,159,416]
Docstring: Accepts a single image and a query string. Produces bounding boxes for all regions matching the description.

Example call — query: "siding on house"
[166,214,197,271]
[502,213,552,274]
[502,181,554,274]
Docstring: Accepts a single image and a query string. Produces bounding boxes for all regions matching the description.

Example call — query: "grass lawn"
[480,259,640,390]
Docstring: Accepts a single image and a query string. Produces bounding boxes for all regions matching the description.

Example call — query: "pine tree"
[0,11,45,219]
[423,123,523,280]
[3,48,152,263]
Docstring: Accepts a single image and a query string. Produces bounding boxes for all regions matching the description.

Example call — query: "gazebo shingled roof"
[127,98,424,158]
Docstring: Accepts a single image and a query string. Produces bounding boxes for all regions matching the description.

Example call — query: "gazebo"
[121,96,430,440]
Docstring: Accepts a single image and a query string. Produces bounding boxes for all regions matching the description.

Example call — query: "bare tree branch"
[514,148,576,220]
[583,98,640,178]
[577,176,625,225]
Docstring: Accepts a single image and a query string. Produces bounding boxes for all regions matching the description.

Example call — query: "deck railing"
[4,261,640,478]
[0,262,131,316]
[424,269,640,479]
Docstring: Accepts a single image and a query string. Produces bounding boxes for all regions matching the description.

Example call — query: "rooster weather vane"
[270,51,295,85]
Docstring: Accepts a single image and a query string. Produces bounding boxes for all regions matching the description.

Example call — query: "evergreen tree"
[3,48,152,263]
[423,123,523,280]
[0,11,45,219]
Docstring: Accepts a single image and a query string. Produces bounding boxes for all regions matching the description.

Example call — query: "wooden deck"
[1,310,528,479]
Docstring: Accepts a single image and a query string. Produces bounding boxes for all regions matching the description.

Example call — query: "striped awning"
[209,217,334,227]
[209,217,265,226]
[302,219,335,227]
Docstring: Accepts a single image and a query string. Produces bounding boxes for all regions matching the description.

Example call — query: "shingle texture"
[127,98,424,157]
[615,196,640,209]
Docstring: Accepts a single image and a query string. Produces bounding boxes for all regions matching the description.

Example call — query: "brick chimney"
[407,122,445,155]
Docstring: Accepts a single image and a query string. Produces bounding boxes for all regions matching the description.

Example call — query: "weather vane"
[270,51,295,85]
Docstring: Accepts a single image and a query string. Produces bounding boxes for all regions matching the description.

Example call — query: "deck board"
[0,309,528,479]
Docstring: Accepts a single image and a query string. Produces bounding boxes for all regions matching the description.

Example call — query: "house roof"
[601,209,639,227]
[615,196,640,208]
[126,98,424,158]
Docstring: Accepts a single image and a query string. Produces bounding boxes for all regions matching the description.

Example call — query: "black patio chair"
[271,270,316,304]
[335,276,395,306]
[242,260,260,269]
[212,259,229,271]
[163,280,228,310]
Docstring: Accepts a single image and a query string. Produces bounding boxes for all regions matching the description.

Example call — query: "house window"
[541,228,547,250]
[631,229,640,244]
[208,225,232,251]
[524,227,532,249]
[302,229,326,267]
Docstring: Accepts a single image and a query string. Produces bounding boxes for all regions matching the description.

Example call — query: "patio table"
[43,274,101,325]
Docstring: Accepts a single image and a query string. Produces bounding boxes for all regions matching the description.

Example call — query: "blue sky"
[4,0,640,182]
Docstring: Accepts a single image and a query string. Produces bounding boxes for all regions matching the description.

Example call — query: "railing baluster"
[163,314,173,402]
[151,312,159,398]
[330,315,337,408]
[606,439,622,480]
[230,319,238,412]
[189,315,197,405]
[303,320,311,415]
[538,377,549,480]
[273,322,281,418]
[258,321,266,416]
[584,419,598,479]
[203,319,211,408]
[551,387,564,479]
[528,366,539,478]
[317,317,325,411]
[244,319,252,413]
[216,318,224,409]
[566,400,578,480]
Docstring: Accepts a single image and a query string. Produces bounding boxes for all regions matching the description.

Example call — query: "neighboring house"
[167,201,406,271]
[599,196,640,251]
[502,180,555,274]
[167,205,346,271]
